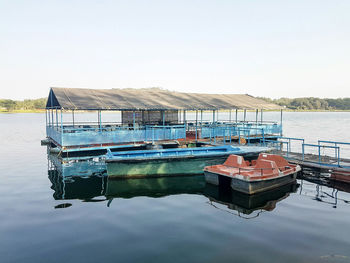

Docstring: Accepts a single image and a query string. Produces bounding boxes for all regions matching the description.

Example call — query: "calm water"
[1,112,350,263]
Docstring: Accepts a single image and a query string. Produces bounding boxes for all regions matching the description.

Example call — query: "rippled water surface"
[1,112,350,263]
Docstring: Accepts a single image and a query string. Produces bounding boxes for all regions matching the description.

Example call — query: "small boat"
[105,145,270,178]
[204,153,301,194]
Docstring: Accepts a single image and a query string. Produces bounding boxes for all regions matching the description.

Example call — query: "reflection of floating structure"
[105,145,269,178]
[48,154,107,200]
[48,153,205,201]
[105,176,205,200]
[48,153,106,177]
[204,182,298,216]
[48,170,107,201]
[204,154,300,194]
[298,179,350,208]
[44,87,281,155]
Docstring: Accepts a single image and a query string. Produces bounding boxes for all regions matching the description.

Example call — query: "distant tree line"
[0,98,46,111]
[1,96,350,111]
[258,97,350,110]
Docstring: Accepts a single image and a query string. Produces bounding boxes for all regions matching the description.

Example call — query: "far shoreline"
[1,109,350,114]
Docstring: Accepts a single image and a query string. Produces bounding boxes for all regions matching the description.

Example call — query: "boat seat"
[224,155,248,168]
[255,159,279,176]
[258,153,289,170]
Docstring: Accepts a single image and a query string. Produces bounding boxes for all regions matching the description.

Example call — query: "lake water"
[1,112,350,263]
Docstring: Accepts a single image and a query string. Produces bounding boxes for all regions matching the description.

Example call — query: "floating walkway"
[266,138,350,184]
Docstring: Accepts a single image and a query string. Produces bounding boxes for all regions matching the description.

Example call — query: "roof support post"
[261,109,263,125]
[200,110,203,129]
[243,109,246,123]
[162,110,165,139]
[61,109,63,145]
[183,110,186,128]
[212,110,215,123]
[45,109,48,127]
[195,110,198,142]
[133,111,136,129]
[47,110,50,128]
[255,109,258,126]
[280,109,283,136]
[229,109,232,123]
[235,109,238,125]
[51,109,53,127]
[98,110,102,130]
[55,108,58,128]
[72,110,75,128]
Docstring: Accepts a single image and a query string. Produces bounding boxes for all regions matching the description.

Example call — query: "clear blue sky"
[1,0,349,100]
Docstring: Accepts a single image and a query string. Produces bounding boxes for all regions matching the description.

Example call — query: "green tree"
[2,99,17,111]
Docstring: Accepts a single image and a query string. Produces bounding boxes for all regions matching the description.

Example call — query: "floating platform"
[273,150,350,183]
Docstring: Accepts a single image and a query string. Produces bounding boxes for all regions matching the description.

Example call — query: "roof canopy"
[46,87,281,110]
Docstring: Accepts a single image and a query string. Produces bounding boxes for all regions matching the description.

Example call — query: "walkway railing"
[263,137,350,167]
[47,124,186,147]
[201,123,282,140]
[318,140,350,160]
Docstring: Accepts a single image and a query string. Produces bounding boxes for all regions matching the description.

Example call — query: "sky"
[0,0,349,100]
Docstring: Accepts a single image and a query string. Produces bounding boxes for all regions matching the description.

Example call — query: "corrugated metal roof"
[46,87,281,110]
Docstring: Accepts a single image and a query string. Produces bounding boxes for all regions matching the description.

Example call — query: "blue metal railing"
[302,143,341,166]
[201,123,281,141]
[279,137,305,153]
[257,136,350,167]
[47,124,186,147]
[264,139,290,154]
[318,140,350,160]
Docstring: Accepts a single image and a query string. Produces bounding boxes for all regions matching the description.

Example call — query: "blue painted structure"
[106,145,270,161]
[200,122,282,145]
[44,88,283,153]
[264,137,350,169]
[46,124,186,148]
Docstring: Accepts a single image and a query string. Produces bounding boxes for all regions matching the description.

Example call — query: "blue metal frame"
[45,108,283,150]
[302,143,341,166]
[47,124,186,147]
[318,140,350,160]
[279,137,305,153]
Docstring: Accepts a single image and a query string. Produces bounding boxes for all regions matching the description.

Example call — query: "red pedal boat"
[204,153,301,194]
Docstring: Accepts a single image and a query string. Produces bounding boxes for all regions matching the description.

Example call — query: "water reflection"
[47,153,350,214]
[298,179,350,208]
[106,176,205,199]
[54,203,72,209]
[298,169,350,208]
[204,183,299,218]
[48,153,106,177]
[49,171,107,201]
[48,154,107,201]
